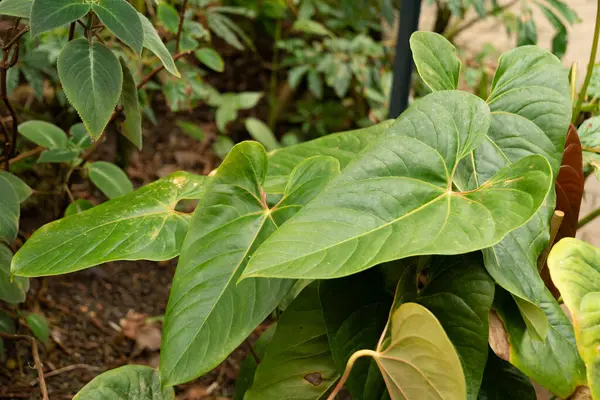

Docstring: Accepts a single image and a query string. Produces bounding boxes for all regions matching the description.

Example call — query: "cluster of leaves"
[6,31,598,400]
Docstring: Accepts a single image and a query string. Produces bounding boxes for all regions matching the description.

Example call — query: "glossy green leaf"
[92,0,143,56]
[245,284,339,400]
[0,176,19,245]
[0,171,32,203]
[37,149,79,163]
[319,271,391,400]
[265,120,393,193]
[579,116,600,148]
[119,58,142,150]
[548,238,600,398]
[74,365,174,400]
[245,118,280,151]
[477,350,536,400]
[87,161,133,199]
[242,91,553,280]
[492,287,586,398]
[176,121,204,141]
[30,0,90,37]
[157,3,178,33]
[58,38,123,140]
[140,12,179,77]
[195,48,224,72]
[18,120,68,149]
[0,244,28,304]
[64,199,94,216]
[416,255,494,400]
[70,123,92,149]
[12,172,204,277]
[410,32,460,91]
[25,313,49,343]
[160,143,340,386]
[233,325,276,400]
[0,0,33,18]
[360,302,466,400]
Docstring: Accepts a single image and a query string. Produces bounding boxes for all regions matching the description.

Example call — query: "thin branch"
[3,27,29,50]
[9,146,43,165]
[573,0,600,123]
[68,22,76,41]
[445,0,519,41]
[136,50,191,90]
[0,333,49,400]
[77,19,105,45]
[1,50,18,163]
[29,363,104,386]
[244,339,260,364]
[175,0,189,54]
[579,206,600,228]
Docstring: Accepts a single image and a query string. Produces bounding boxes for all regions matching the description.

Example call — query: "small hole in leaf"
[304,372,323,386]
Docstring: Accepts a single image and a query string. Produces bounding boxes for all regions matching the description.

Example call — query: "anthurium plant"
[7,31,595,399]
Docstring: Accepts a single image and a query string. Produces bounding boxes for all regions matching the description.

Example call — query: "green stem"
[579,207,600,228]
[573,0,600,124]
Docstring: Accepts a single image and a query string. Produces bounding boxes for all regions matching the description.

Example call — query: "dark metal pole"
[388,0,422,118]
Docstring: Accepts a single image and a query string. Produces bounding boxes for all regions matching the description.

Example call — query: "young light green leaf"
[160,143,340,386]
[245,118,280,151]
[548,238,600,398]
[119,58,142,149]
[265,120,394,193]
[70,123,92,149]
[288,65,309,89]
[233,325,276,400]
[212,135,234,159]
[0,171,32,203]
[74,365,174,400]
[493,287,586,398]
[37,149,79,163]
[157,2,179,33]
[0,0,33,18]
[18,120,69,149]
[30,0,90,37]
[358,302,466,400]
[64,199,94,217]
[25,313,49,343]
[242,91,552,280]
[0,176,19,245]
[140,12,179,77]
[12,172,204,277]
[0,244,28,304]
[292,19,333,37]
[195,48,224,72]
[176,121,205,141]
[245,284,340,400]
[87,161,133,199]
[92,0,143,56]
[319,271,391,400]
[477,350,536,400]
[410,31,460,91]
[58,38,123,140]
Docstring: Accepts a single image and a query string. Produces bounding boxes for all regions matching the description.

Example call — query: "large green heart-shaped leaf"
[74,365,174,400]
[30,0,90,37]
[0,244,28,304]
[492,287,586,398]
[11,172,204,277]
[0,0,33,18]
[416,255,494,400]
[58,38,123,140]
[242,91,552,280]
[265,120,393,193]
[0,171,32,203]
[477,350,536,400]
[548,238,600,398]
[245,284,340,400]
[92,0,143,56]
[411,32,460,91]
[87,161,133,199]
[319,271,391,400]
[160,143,340,386]
[119,58,142,150]
[139,12,180,77]
[0,176,19,245]
[349,302,466,400]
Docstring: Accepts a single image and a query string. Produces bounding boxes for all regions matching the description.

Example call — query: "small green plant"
[6,30,596,399]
